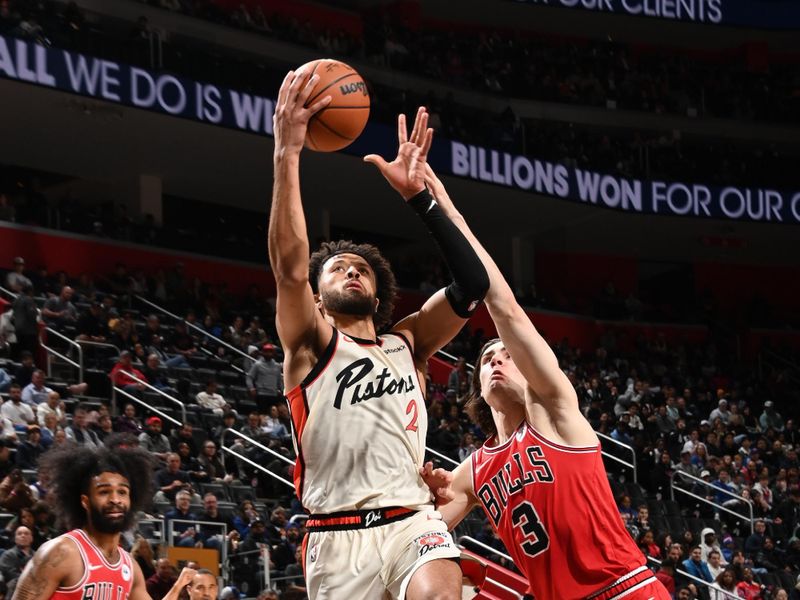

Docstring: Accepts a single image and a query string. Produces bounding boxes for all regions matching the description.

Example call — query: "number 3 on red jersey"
[512,501,550,557]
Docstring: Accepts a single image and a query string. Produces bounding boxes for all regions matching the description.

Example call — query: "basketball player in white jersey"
[270,69,489,599]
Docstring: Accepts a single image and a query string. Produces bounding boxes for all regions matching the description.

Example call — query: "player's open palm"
[364,107,433,200]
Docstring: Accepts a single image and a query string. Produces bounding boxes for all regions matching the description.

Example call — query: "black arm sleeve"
[407,188,489,318]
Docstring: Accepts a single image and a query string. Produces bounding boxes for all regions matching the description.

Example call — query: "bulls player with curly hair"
[13,445,193,600]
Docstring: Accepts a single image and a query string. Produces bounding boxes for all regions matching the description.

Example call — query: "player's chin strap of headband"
[407,188,489,318]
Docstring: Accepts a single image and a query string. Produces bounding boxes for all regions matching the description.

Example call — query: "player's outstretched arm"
[365,109,488,362]
[269,70,333,377]
[423,167,592,440]
[12,538,80,600]
[419,460,478,529]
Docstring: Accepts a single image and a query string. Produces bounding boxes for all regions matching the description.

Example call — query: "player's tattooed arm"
[13,538,76,600]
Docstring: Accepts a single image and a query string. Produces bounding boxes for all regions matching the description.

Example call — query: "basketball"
[298,59,370,152]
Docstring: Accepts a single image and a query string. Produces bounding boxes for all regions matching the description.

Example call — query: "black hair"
[40,445,155,530]
[308,240,397,331]
[464,338,501,438]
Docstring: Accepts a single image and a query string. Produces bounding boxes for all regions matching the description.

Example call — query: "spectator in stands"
[655,559,676,596]
[1,384,35,429]
[11,285,38,360]
[145,558,177,599]
[710,569,737,600]
[447,356,468,395]
[232,499,258,538]
[164,489,200,548]
[246,343,282,411]
[39,412,58,449]
[5,257,31,293]
[64,403,100,448]
[0,366,11,392]
[700,528,727,565]
[0,525,33,590]
[154,452,196,503]
[611,413,633,445]
[197,441,231,483]
[20,369,51,407]
[1,412,16,442]
[760,401,785,432]
[14,425,43,470]
[130,536,155,580]
[0,439,14,481]
[110,351,148,397]
[196,380,234,416]
[709,399,731,425]
[139,315,162,348]
[40,285,77,331]
[141,354,176,395]
[169,423,198,456]
[115,403,143,435]
[672,449,700,482]
[735,567,762,599]
[139,416,170,462]
[244,317,267,346]
[168,321,197,363]
[707,549,725,581]
[75,300,108,344]
[198,492,236,550]
[637,530,660,558]
[682,545,714,583]
[458,432,478,461]
[237,517,270,554]
[745,520,768,559]
[36,391,66,428]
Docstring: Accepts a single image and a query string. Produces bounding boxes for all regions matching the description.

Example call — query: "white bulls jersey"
[285,328,432,514]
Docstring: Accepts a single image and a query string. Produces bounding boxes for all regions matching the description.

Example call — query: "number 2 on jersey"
[512,501,549,557]
[405,399,418,432]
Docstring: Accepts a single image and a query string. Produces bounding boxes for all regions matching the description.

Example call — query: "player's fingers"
[297,72,320,107]
[419,128,434,162]
[286,70,308,106]
[409,106,425,146]
[276,70,294,107]
[363,154,389,172]
[398,113,408,145]
[307,94,332,115]
[414,112,429,146]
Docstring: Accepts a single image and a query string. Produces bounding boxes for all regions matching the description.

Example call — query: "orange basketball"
[298,59,370,152]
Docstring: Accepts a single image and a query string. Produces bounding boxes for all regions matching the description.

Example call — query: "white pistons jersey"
[285,328,432,514]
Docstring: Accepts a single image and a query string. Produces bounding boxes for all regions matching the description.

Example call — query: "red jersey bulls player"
[13,445,193,600]
[419,165,670,600]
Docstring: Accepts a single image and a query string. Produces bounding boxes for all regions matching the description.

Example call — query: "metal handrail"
[458,535,514,563]
[0,285,18,300]
[670,471,755,533]
[646,556,739,599]
[426,446,460,467]
[41,326,84,382]
[199,346,244,375]
[596,430,638,483]
[220,445,293,488]
[134,294,255,364]
[166,518,228,580]
[113,385,182,427]
[222,428,293,466]
[76,339,121,354]
[116,371,187,424]
[434,349,474,371]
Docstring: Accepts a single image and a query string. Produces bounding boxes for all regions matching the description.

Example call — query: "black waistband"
[306,506,415,532]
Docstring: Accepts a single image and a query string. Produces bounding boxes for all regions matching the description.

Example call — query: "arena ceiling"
[2,78,798,269]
